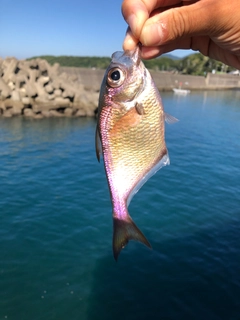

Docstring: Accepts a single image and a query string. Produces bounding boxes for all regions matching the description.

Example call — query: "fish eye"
[107,68,125,88]
[111,70,120,81]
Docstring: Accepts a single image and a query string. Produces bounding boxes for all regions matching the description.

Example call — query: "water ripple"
[1,92,240,320]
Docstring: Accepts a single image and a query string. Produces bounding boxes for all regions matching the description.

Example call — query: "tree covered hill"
[27,55,111,69]
[27,53,234,75]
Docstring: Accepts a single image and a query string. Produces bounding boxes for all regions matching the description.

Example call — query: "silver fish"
[96,45,177,260]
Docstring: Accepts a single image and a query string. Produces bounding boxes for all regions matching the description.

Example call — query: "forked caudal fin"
[113,215,152,261]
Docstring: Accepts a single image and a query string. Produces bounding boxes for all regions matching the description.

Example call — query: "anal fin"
[95,127,102,162]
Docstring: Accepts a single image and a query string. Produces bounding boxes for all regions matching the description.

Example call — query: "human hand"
[122,0,240,69]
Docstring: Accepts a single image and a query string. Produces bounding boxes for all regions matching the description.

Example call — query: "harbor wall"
[60,66,240,91]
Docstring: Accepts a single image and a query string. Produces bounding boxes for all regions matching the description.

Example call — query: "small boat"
[173,88,191,95]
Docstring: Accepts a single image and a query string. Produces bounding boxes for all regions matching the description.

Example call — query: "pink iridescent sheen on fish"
[96,44,177,260]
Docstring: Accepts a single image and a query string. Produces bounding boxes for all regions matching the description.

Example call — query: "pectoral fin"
[135,102,145,115]
[164,112,179,124]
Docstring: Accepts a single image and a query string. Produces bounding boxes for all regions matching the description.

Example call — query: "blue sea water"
[0,90,240,320]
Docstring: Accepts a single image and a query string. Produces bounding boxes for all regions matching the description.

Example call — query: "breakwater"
[0,58,99,118]
[0,57,239,118]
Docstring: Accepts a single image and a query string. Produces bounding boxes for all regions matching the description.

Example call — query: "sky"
[0,0,192,59]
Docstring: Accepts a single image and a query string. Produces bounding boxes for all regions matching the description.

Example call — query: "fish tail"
[112,215,152,261]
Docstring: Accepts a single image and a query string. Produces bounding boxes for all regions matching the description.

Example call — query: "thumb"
[140,1,216,47]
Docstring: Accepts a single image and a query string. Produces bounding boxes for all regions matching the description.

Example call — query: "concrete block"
[54,97,70,107]
[0,78,11,99]
[11,90,21,101]
[49,110,64,117]
[21,97,31,105]
[25,81,37,97]
[28,69,40,82]
[75,108,87,117]
[9,101,24,116]
[45,84,54,94]
[0,100,6,112]
[62,89,75,100]
[2,109,12,117]
[54,89,62,97]
[35,82,48,100]
[41,110,51,118]
[23,108,34,117]
[2,58,18,83]
[33,113,43,119]
[32,103,51,113]
[48,94,55,100]
[37,76,50,86]
[64,107,73,116]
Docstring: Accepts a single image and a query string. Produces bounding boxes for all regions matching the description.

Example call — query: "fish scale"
[96,45,176,260]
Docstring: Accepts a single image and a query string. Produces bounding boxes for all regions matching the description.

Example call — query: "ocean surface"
[0,90,240,320]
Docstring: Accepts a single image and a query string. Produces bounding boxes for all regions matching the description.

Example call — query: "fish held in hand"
[96,45,177,260]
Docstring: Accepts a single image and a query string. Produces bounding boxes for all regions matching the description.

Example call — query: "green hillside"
[178,53,233,75]
[27,55,111,69]
[28,53,234,75]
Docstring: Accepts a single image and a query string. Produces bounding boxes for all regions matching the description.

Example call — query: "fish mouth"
[111,43,142,68]
[128,43,142,66]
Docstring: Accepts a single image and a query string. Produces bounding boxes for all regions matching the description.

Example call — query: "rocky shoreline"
[0,57,99,118]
